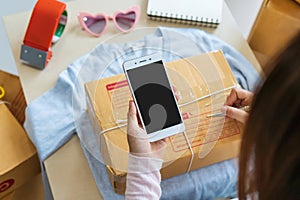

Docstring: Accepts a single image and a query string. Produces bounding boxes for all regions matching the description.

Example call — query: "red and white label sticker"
[0,179,15,193]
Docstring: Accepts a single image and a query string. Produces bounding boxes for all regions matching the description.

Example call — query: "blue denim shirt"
[24,27,261,200]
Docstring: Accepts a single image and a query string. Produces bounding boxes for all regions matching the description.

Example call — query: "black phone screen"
[127,61,182,133]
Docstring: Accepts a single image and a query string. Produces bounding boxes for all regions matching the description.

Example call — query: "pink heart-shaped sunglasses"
[77,5,140,37]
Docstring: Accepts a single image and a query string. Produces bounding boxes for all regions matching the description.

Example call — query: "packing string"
[99,123,127,135]
[182,130,194,173]
[0,101,10,105]
[178,85,238,108]
[98,85,239,136]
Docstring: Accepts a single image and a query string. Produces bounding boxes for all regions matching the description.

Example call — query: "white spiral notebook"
[147,0,223,27]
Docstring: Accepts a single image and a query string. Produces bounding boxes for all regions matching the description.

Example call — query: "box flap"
[0,70,27,124]
[267,0,300,20]
[0,104,36,175]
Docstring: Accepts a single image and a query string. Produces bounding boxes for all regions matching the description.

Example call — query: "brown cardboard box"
[0,191,14,200]
[0,174,44,200]
[0,104,40,198]
[85,51,243,194]
[0,70,26,124]
[249,0,300,70]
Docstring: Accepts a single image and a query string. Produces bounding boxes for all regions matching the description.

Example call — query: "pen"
[206,105,250,118]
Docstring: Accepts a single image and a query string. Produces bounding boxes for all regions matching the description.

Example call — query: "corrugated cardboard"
[85,51,243,194]
[0,104,40,198]
[249,0,300,70]
[0,191,15,200]
[0,174,44,200]
[0,70,26,124]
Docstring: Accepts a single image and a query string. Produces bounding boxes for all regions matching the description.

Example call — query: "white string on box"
[178,85,238,108]
[0,101,11,106]
[99,123,127,135]
[98,85,238,173]
[182,130,194,173]
[174,84,237,173]
[98,84,238,136]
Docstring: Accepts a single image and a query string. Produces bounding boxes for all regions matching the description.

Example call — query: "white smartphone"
[123,53,185,142]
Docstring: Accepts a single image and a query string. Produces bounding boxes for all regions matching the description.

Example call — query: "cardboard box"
[0,70,26,124]
[249,0,300,69]
[1,191,15,200]
[0,104,40,198]
[0,174,44,200]
[85,51,243,194]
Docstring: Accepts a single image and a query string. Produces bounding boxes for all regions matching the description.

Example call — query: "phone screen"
[126,61,182,133]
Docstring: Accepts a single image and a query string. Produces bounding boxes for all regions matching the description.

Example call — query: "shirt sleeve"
[125,154,163,200]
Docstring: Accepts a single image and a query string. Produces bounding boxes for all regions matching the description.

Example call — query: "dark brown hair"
[238,32,300,199]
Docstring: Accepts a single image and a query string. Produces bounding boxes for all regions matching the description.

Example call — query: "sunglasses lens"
[115,11,136,31]
[83,15,106,35]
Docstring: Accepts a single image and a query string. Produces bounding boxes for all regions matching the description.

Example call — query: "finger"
[172,85,180,101]
[151,138,167,152]
[225,88,252,106]
[152,138,167,147]
[175,94,179,101]
[150,139,167,158]
[225,88,238,106]
[172,85,177,93]
[127,101,147,139]
[225,106,249,124]
[127,100,139,129]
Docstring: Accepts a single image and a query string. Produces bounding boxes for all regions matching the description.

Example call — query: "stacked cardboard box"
[0,70,40,199]
[85,51,243,194]
[249,0,300,71]
[0,104,40,199]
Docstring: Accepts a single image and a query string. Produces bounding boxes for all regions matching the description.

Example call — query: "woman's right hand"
[224,87,254,123]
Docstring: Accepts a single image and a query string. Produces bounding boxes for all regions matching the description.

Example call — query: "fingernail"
[221,106,228,115]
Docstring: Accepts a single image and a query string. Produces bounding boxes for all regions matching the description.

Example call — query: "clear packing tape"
[85,50,241,174]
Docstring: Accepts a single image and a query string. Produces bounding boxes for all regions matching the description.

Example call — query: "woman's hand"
[127,101,167,159]
[224,87,254,123]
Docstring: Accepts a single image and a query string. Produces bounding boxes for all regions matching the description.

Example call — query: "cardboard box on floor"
[0,174,44,200]
[85,50,243,194]
[249,0,300,69]
[0,70,27,124]
[0,104,40,198]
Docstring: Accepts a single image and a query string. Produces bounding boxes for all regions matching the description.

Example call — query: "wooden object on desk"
[3,0,262,199]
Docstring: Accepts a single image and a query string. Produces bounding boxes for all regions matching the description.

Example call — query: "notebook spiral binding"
[148,10,219,28]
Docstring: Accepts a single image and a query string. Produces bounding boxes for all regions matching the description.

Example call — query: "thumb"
[224,106,248,124]
[128,101,139,129]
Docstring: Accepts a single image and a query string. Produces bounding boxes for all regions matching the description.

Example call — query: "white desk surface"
[4,0,262,199]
